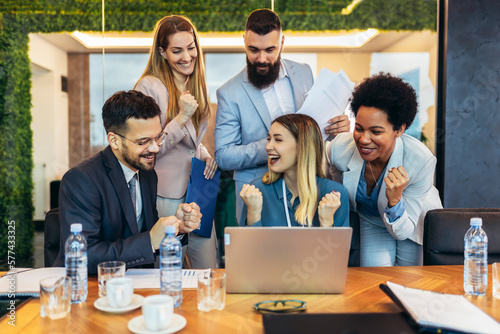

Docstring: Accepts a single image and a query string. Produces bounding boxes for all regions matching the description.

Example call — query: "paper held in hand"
[297,68,355,141]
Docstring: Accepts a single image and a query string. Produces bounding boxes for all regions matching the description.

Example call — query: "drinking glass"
[40,276,71,319]
[97,261,125,297]
[197,270,226,311]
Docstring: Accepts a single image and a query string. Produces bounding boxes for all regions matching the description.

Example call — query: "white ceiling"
[34,30,437,54]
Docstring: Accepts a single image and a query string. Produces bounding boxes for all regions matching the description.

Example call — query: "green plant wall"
[0,14,34,268]
[0,0,436,270]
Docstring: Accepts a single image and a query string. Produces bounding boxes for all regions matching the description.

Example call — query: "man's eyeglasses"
[254,300,306,313]
[114,131,166,150]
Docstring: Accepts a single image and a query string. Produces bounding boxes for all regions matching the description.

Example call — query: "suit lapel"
[184,120,197,147]
[242,71,272,130]
[283,60,304,110]
[103,146,140,235]
[377,137,404,214]
[344,150,364,211]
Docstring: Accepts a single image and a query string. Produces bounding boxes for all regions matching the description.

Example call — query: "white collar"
[118,161,138,184]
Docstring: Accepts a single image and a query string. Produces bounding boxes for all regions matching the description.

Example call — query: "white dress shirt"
[261,61,295,121]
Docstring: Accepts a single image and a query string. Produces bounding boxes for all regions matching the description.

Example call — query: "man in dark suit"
[54,90,201,274]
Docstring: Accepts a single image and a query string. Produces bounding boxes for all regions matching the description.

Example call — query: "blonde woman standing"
[240,114,349,227]
[135,15,217,268]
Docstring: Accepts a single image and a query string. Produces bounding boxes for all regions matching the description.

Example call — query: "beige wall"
[383,30,437,154]
[317,52,371,84]
[29,34,69,219]
[315,31,438,153]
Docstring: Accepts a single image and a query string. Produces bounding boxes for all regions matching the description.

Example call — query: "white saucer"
[94,294,144,313]
[128,314,187,334]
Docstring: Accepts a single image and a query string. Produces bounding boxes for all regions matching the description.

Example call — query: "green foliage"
[0,14,34,269]
[0,0,437,270]
[3,0,436,33]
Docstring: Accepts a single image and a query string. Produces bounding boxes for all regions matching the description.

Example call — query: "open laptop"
[224,226,352,294]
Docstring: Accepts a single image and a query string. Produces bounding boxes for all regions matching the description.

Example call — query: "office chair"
[423,208,500,265]
[44,208,60,267]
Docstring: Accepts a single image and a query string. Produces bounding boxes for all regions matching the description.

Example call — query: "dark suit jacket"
[53,146,158,274]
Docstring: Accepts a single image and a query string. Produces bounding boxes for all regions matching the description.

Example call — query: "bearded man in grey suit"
[215,9,350,223]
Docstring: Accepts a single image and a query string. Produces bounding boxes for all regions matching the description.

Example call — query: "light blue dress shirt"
[355,162,406,222]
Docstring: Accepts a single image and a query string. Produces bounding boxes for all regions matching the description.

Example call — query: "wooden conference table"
[2,265,500,333]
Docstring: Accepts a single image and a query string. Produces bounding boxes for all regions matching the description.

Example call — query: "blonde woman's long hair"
[135,15,210,133]
[263,114,325,226]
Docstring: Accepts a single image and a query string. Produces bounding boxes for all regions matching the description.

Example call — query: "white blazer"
[327,133,442,245]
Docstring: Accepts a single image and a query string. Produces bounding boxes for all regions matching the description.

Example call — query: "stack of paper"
[0,267,66,297]
[298,68,355,140]
[125,269,210,290]
[382,281,500,334]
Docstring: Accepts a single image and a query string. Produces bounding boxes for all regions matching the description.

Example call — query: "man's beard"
[246,55,281,90]
[121,142,156,172]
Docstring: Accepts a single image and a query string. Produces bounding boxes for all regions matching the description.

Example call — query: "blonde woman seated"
[240,114,349,227]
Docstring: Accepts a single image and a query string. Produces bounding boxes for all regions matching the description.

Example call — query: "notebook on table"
[262,313,418,334]
[224,227,352,294]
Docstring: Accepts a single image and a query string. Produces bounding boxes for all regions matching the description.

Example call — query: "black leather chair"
[50,180,61,209]
[423,208,500,265]
[44,208,60,267]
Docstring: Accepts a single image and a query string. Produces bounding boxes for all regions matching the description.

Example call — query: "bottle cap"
[70,223,83,232]
[164,225,177,234]
[470,217,482,226]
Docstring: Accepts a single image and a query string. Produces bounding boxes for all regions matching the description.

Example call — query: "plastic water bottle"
[65,223,88,303]
[160,225,182,307]
[464,217,488,295]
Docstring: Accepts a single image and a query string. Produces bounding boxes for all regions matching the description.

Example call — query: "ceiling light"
[71,29,378,49]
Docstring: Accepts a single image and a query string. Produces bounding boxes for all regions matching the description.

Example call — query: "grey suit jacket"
[214,59,314,184]
[327,133,442,245]
[53,146,158,274]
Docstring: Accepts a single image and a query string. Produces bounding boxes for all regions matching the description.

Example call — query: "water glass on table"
[97,261,125,297]
[40,276,71,320]
[493,263,500,299]
[197,270,226,311]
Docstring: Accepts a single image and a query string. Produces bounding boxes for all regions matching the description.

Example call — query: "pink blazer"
[135,76,210,199]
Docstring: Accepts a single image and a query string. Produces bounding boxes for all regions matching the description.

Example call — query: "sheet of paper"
[125,269,210,290]
[386,281,500,334]
[0,267,66,297]
[297,68,355,140]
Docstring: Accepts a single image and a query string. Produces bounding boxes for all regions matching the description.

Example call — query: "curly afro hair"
[349,72,418,131]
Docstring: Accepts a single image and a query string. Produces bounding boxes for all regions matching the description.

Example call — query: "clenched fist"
[317,191,342,227]
[240,184,263,225]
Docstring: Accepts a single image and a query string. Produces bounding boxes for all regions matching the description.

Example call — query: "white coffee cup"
[142,295,173,331]
[106,277,134,308]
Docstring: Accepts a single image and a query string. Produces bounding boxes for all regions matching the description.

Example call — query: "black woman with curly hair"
[327,72,442,267]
